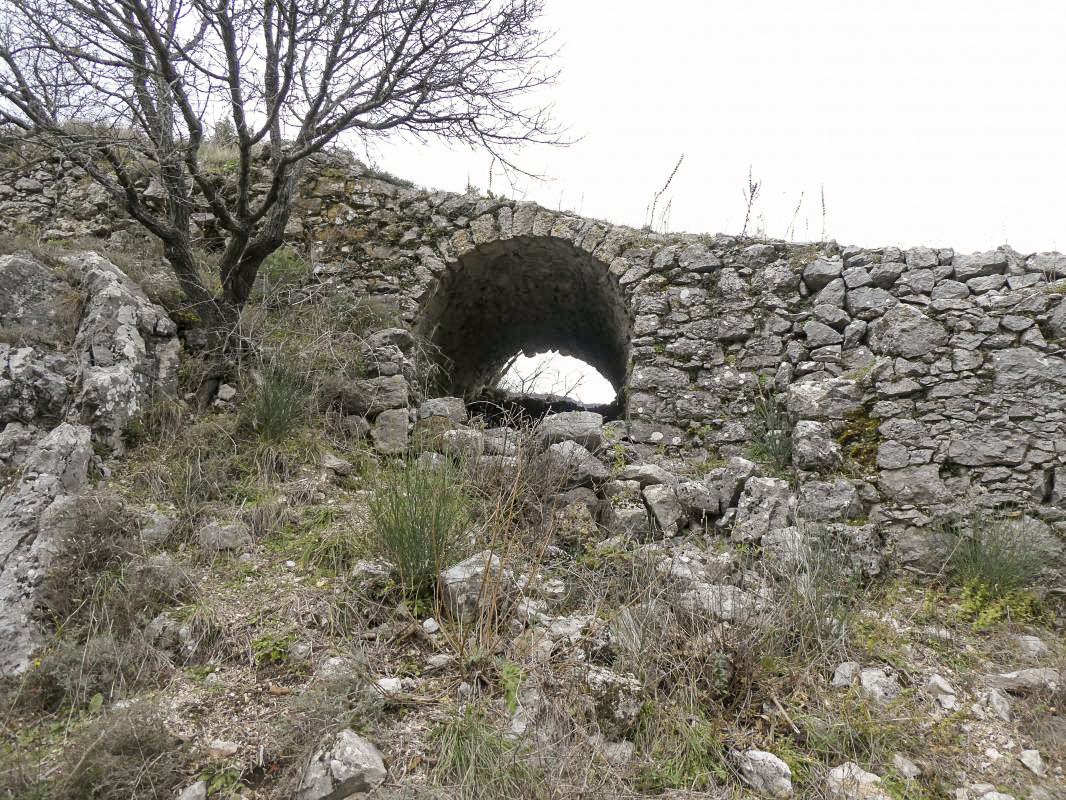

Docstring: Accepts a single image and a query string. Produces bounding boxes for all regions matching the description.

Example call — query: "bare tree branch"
[0,0,563,326]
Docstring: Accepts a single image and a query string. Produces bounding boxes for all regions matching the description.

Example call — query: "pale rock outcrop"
[0,423,92,674]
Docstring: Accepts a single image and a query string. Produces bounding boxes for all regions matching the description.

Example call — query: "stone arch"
[416,235,632,404]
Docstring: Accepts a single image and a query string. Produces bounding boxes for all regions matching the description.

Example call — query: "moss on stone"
[837,407,880,473]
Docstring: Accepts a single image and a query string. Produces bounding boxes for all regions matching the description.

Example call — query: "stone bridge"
[5,154,1066,535]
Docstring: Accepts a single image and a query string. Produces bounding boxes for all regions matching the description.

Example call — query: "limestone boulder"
[717,456,759,509]
[326,374,408,417]
[797,479,861,522]
[675,479,721,521]
[642,483,683,537]
[537,411,604,451]
[953,249,1007,281]
[845,286,897,320]
[736,749,793,798]
[0,423,92,674]
[418,396,468,423]
[867,304,948,358]
[198,521,253,554]
[438,551,512,622]
[66,252,179,454]
[787,378,863,421]
[732,477,794,542]
[0,252,68,342]
[1046,297,1066,339]
[371,408,409,454]
[620,462,680,486]
[803,257,843,291]
[677,584,760,623]
[878,464,949,505]
[295,729,387,800]
[540,441,608,487]
[792,420,841,471]
[826,762,887,800]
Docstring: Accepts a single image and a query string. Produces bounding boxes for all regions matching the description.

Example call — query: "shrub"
[54,703,189,800]
[259,245,312,288]
[17,635,162,713]
[40,495,189,640]
[0,701,189,799]
[758,527,866,667]
[368,457,468,599]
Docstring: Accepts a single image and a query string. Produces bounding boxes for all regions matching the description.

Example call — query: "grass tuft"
[431,706,546,800]
[369,456,469,599]
[943,510,1049,628]
[747,382,793,474]
[240,362,307,445]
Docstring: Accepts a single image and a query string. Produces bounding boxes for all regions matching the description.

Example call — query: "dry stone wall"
[2,152,1066,545]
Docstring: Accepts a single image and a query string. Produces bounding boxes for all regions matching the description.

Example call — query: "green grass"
[368,457,469,599]
[747,382,792,474]
[632,701,729,793]
[431,707,547,800]
[943,511,1048,628]
[239,362,307,445]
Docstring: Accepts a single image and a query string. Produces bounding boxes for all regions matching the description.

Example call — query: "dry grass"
[7,270,1064,799]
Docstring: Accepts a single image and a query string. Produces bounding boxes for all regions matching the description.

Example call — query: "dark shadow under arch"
[416,236,632,403]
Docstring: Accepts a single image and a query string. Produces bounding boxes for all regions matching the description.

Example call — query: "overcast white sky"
[369,0,1066,402]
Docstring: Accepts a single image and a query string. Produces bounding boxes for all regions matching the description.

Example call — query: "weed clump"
[258,246,312,290]
[239,362,307,445]
[632,701,729,793]
[747,383,793,474]
[2,702,190,799]
[369,457,469,599]
[431,706,547,800]
[943,511,1049,628]
[40,495,189,637]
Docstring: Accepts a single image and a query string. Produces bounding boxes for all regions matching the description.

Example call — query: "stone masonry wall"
[2,152,1066,545]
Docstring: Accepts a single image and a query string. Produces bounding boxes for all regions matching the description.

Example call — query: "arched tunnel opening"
[416,236,632,422]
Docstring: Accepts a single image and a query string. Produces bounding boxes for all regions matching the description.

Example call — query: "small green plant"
[959,581,1039,630]
[748,382,792,473]
[200,766,243,797]
[251,629,295,667]
[943,511,1047,628]
[368,457,468,599]
[609,441,627,475]
[496,659,523,713]
[259,245,312,287]
[241,362,307,444]
[431,706,545,799]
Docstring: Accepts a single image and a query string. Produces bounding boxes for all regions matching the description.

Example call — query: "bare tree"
[0,0,560,328]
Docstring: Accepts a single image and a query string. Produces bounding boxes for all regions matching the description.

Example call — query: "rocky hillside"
[0,155,1063,800]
